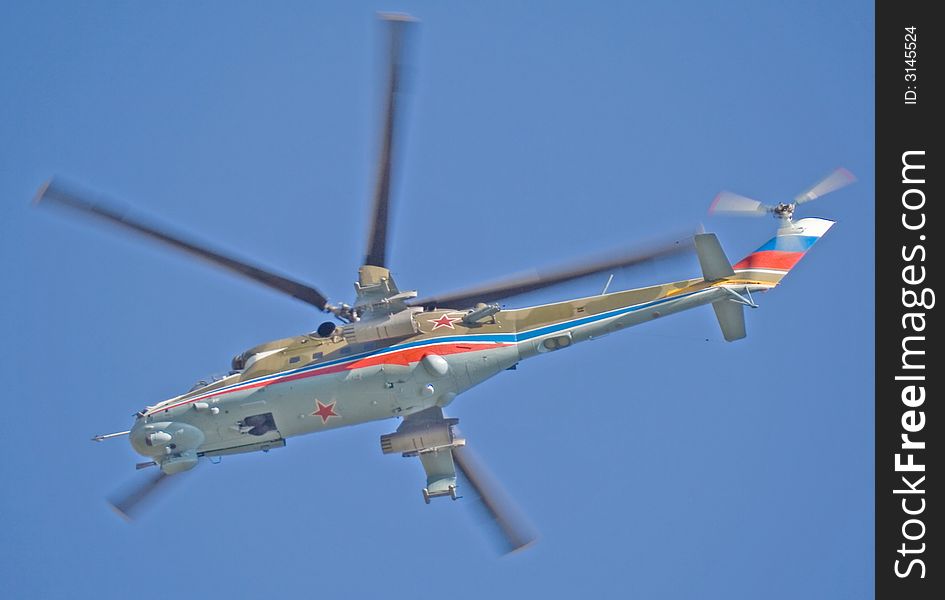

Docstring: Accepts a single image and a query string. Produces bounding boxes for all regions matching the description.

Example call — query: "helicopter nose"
[130,420,205,457]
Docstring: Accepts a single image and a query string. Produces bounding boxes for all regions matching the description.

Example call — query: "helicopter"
[34,14,854,553]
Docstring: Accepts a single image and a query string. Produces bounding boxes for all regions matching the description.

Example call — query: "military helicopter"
[34,14,854,553]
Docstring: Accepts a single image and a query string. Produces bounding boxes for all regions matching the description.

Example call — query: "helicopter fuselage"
[128,272,774,473]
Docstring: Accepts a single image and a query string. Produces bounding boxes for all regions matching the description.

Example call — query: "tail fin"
[732,218,834,285]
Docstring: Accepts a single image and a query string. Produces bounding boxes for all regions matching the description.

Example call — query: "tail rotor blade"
[794,167,856,205]
[709,191,770,216]
[108,470,172,521]
[363,13,417,268]
[453,444,536,554]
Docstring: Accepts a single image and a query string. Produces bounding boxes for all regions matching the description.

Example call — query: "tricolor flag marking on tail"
[733,218,834,276]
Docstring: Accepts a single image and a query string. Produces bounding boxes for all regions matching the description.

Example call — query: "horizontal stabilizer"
[694,233,735,281]
[712,299,746,342]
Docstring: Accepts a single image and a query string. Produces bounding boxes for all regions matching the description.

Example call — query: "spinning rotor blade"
[793,167,856,205]
[453,444,536,554]
[709,191,770,217]
[108,470,171,521]
[363,13,417,268]
[409,233,696,310]
[34,179,333,311]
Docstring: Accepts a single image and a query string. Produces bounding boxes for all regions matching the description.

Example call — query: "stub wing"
[385,407,460,501]
[383,407,535,552]
[418,449,460,500]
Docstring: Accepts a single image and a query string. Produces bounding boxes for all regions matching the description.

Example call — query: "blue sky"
[1,2,873,598]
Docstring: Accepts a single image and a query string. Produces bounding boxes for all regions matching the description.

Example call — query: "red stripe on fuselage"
[733,250,803,271]
[347,342,505,368]
[147,342,509,415]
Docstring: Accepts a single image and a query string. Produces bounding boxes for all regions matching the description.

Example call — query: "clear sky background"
[1,2,873,598]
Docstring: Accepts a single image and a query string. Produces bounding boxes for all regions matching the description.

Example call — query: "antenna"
[92,430,130,442]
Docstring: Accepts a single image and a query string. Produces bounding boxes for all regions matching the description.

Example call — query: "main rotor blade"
[709,191,770,216]
[363,13,417,268]
[794,167,856,204]
[409,233,697,310]
[108,470,171,521]
[453,444,536,554]
[34,179,333,311]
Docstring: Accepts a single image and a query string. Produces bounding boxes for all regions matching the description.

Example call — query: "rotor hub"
[772,202,796,220]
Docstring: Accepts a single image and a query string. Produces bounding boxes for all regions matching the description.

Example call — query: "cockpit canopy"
[231,351,249,372]
[229,336,301,374]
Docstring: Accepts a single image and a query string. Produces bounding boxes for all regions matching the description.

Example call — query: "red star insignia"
[429,314,458,330]
[311,400,339,424]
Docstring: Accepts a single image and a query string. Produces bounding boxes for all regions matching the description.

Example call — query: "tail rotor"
[710,167,856,226]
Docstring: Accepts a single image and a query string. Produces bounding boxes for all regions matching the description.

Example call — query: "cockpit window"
[188,373,231,393]
[231,352,248,371]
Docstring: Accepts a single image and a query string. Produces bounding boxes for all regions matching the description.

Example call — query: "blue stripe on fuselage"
[154,288,707,409]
